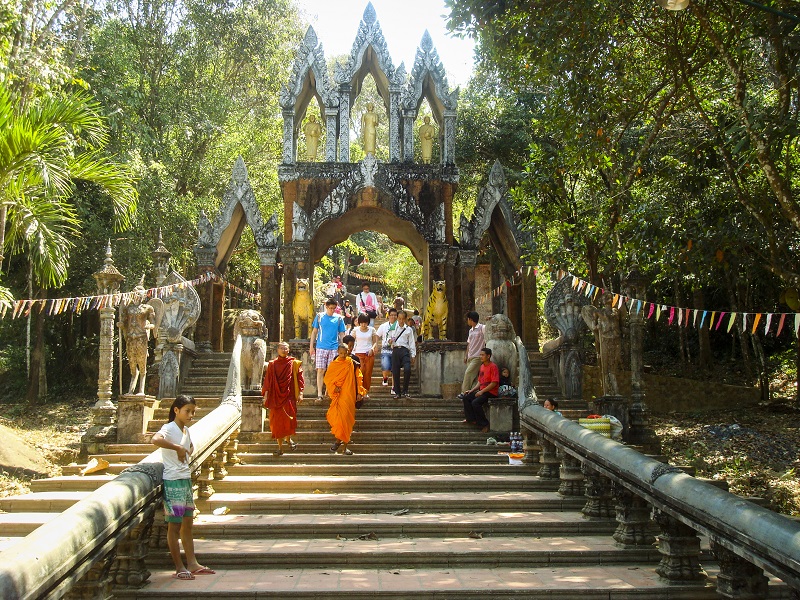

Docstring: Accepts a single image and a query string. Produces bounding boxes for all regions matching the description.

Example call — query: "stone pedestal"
[117,395,159,444]
[653,508,705,583]
[487,397,516,434]
[81,400,117,459]
[287,341,315,397]
[241,391,265,433]
[592,395,629,439]
[417,341,465,396]
[710,540,769,599]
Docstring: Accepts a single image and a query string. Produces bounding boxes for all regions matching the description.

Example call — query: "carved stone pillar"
[259,248,280,343]
[109,501,156,587]
[653,508,705,582]
[226,430,241,466]
[194,247,217,353]
[459,249,477,319]
[65,549,116,600]
[282,109,295,164]
[197,456,215,498]
[581,465,614,518]
[325,108,338,162]
[519,268,539,352]
[389,88,401,162]
[338,86,351,162]
[710,540,769,599]
[213,436,230,480]
[558,451,584,497]
[521,427,540,465]
[402,110,415,161]
[443,109,456,164]
[82,243,124,458]
[623,268,660,452]
[538,437,560,479]
[281,242,311,342]
[612,481,655,547]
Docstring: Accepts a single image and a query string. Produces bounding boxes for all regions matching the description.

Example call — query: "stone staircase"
[0,352,756,598]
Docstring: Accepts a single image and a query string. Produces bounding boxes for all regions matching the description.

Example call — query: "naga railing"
[0,337,245,600]
[514,337,800,597]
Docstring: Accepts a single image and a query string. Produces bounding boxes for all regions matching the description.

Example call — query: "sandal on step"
[173,570,195,580]
[315,396,324,404]
[191,567,216,575]
[273,449,283,456]
[289,441,298,451]
[330,441,342,453]
[341,448,353,456]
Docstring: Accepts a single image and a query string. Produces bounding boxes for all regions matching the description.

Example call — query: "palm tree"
[0,84,138,402]
[0,84,137,290]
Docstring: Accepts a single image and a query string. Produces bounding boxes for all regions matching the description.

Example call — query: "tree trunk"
[693,288,712,371]
[750,333,769,403]
[674,278,688,363]
[26,290,47,404]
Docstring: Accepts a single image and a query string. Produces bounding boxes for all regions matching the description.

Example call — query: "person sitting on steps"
[460,347,499,433]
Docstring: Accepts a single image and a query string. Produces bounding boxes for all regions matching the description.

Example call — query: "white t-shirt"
[375,321,398,352]
[157,421,192,480]
[353,325,376,354]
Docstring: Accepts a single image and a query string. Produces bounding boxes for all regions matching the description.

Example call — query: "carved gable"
[403,30,459,121]
[280,26,338,118]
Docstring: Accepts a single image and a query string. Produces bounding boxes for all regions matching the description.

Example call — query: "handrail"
[0,337,244,600]
[515,337,800,591]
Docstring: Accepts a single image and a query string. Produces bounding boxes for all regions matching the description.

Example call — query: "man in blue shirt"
[310,298,346,402]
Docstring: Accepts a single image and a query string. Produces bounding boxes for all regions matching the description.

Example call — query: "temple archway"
[193,4,538,352]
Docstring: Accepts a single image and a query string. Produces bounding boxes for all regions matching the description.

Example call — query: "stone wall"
[582,366,760,413]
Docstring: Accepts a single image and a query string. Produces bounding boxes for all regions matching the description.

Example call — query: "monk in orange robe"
[262,341,304,456]
[324,344,365,456]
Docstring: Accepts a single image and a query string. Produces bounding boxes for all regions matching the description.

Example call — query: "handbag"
[359,292,378,319]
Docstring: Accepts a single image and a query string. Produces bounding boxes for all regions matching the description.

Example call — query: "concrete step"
[30,474,557,494]
[153,535,662,568]
[202,491,570,514]
[63,462,534,476]
[147,427,496,443]
[111,565,730,599]
[0,510,614,539]
[235,439,506,451]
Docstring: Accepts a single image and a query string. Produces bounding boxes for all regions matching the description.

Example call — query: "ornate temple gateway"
[192,3,537,350]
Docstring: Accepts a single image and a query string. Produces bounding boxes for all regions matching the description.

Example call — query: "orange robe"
[324,356,365,444]
[262,355,304,440]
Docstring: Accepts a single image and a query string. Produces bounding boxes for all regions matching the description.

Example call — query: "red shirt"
[478,362,500,397]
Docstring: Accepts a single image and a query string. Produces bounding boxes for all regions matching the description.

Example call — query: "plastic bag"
[603,414,623,440]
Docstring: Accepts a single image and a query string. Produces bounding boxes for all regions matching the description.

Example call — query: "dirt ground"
[0,401,93,499]
[652,404,800,516]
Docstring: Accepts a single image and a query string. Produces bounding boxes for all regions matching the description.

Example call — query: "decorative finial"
[489,160,506,188]
[104,239,113,264]
[157,228,164,246]
[420,30,433,53]
[232,156,249,184]
[304,25,318,48]
[363,2,377,25]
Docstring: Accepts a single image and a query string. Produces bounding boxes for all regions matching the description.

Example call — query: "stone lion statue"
[421,280,448,340]
[484,313,518,384]
[233,309,267,391]
[292,278,315,339]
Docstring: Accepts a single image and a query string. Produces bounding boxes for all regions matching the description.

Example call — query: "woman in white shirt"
[352,313,378,393]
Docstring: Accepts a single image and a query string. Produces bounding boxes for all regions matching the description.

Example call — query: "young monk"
[262,341,304,456]
[324,343,365,456]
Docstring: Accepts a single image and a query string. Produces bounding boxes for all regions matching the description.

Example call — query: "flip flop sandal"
[330,441,342,453]
[191,567,216,575]
[273,449,284,456]
[289,441,298,451]
[173,570,195,580]
[341,448,353,456]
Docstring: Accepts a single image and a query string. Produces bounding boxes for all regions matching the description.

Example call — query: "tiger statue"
[421,280,448,340]
[292,278,315,339]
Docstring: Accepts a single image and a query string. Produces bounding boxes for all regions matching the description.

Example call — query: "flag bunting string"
[0,272,262,319]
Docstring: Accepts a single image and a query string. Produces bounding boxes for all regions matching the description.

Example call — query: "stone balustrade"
[518,395,800,597]
[0,337,246,600]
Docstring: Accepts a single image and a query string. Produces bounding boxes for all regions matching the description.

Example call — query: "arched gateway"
[193,3,538,351]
